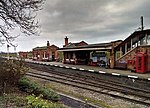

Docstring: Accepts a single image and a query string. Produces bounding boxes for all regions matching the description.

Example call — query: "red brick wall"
[115,45,150,72]
[19,52,28,59]
[32,45,60,61]
[145,46,150,72]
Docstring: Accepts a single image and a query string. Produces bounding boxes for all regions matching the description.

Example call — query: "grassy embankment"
[0,58,67,108]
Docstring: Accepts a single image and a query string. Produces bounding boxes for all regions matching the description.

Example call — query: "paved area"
[25,59,150,80]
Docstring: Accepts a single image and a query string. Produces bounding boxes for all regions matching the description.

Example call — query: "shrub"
[41,87,60,101]
[26,95,65,108]
[0,59,28,94]
[18,77,60,101]
[18,77,37,92]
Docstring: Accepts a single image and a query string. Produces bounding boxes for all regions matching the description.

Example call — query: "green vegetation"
[18,77,60,102]
[0,93,27,107]
[0,58,66,108]
[26,95,65,108]
[30,78,113,108]
[0,59,28,94]
[0,52,17,57]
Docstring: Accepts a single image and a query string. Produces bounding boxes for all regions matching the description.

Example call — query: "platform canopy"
[58,41,121,52]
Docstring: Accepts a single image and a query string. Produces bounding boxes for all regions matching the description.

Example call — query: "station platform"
[25,59,150,80]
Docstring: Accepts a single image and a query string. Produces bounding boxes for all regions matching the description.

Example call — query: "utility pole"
[141,16,144,31]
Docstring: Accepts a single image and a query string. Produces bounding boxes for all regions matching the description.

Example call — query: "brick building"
[19,51,32,59]
[59,36,121,66]
[32,41,60,61]
[59,29,150,73]
[114,29,150,73]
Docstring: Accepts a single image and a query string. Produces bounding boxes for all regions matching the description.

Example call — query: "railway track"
[27,63,150,94]
[26,63,150,106]
[28,62,150,91]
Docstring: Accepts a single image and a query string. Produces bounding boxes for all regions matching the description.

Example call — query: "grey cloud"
[39,0,149,34]
[2,0,150,52]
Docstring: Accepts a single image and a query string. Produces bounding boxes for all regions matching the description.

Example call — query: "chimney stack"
[65,36,68,46]
[47,41,50,46]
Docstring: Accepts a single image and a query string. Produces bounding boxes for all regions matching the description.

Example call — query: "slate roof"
[33,45,59,50]
[59,40,122,51]
[64,41,88,48]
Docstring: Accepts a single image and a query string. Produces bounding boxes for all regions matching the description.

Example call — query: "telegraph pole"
[141,16,144,31]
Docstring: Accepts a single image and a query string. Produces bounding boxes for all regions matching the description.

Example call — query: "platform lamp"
[7,44,10,60]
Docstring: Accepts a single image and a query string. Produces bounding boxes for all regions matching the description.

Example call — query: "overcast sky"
[1,0,150,52]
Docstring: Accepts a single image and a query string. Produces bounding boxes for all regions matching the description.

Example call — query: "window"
[140,37,146,45]
[147,35,150,45]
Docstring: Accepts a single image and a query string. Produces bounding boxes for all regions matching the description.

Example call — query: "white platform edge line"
[112,73,120,76]
[98,71,106,74]
[65,66,70,68]
[59,65,63,67]
[88,70,95,72]
[128,75,138,79]
[79,68,85,70]
[72,67,76,69]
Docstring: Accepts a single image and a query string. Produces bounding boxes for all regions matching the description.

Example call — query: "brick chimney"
[47,41,50,46]
[65,36,68,46]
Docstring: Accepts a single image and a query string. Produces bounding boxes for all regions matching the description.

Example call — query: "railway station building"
[114,29,150,73]
[19,51,32,59]
[32,41,60,61]
[58,36,122,68]
[59,29,150,73]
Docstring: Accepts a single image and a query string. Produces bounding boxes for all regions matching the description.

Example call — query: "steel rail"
[26,72,150,106]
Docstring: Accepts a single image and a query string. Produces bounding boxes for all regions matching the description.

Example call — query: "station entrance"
[63,50,110,67]
[63,51,90,65]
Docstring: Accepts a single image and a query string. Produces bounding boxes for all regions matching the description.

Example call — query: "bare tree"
[0,0,44,46]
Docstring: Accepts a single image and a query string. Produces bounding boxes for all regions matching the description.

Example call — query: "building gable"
[76,41,88,46]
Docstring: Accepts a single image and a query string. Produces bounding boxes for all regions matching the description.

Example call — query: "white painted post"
[131,39,132,50]
[44,52,45,59]
[115,51,117,60]
[125,43,127,54]
[120,47,122,57]
[145,34,148,45]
